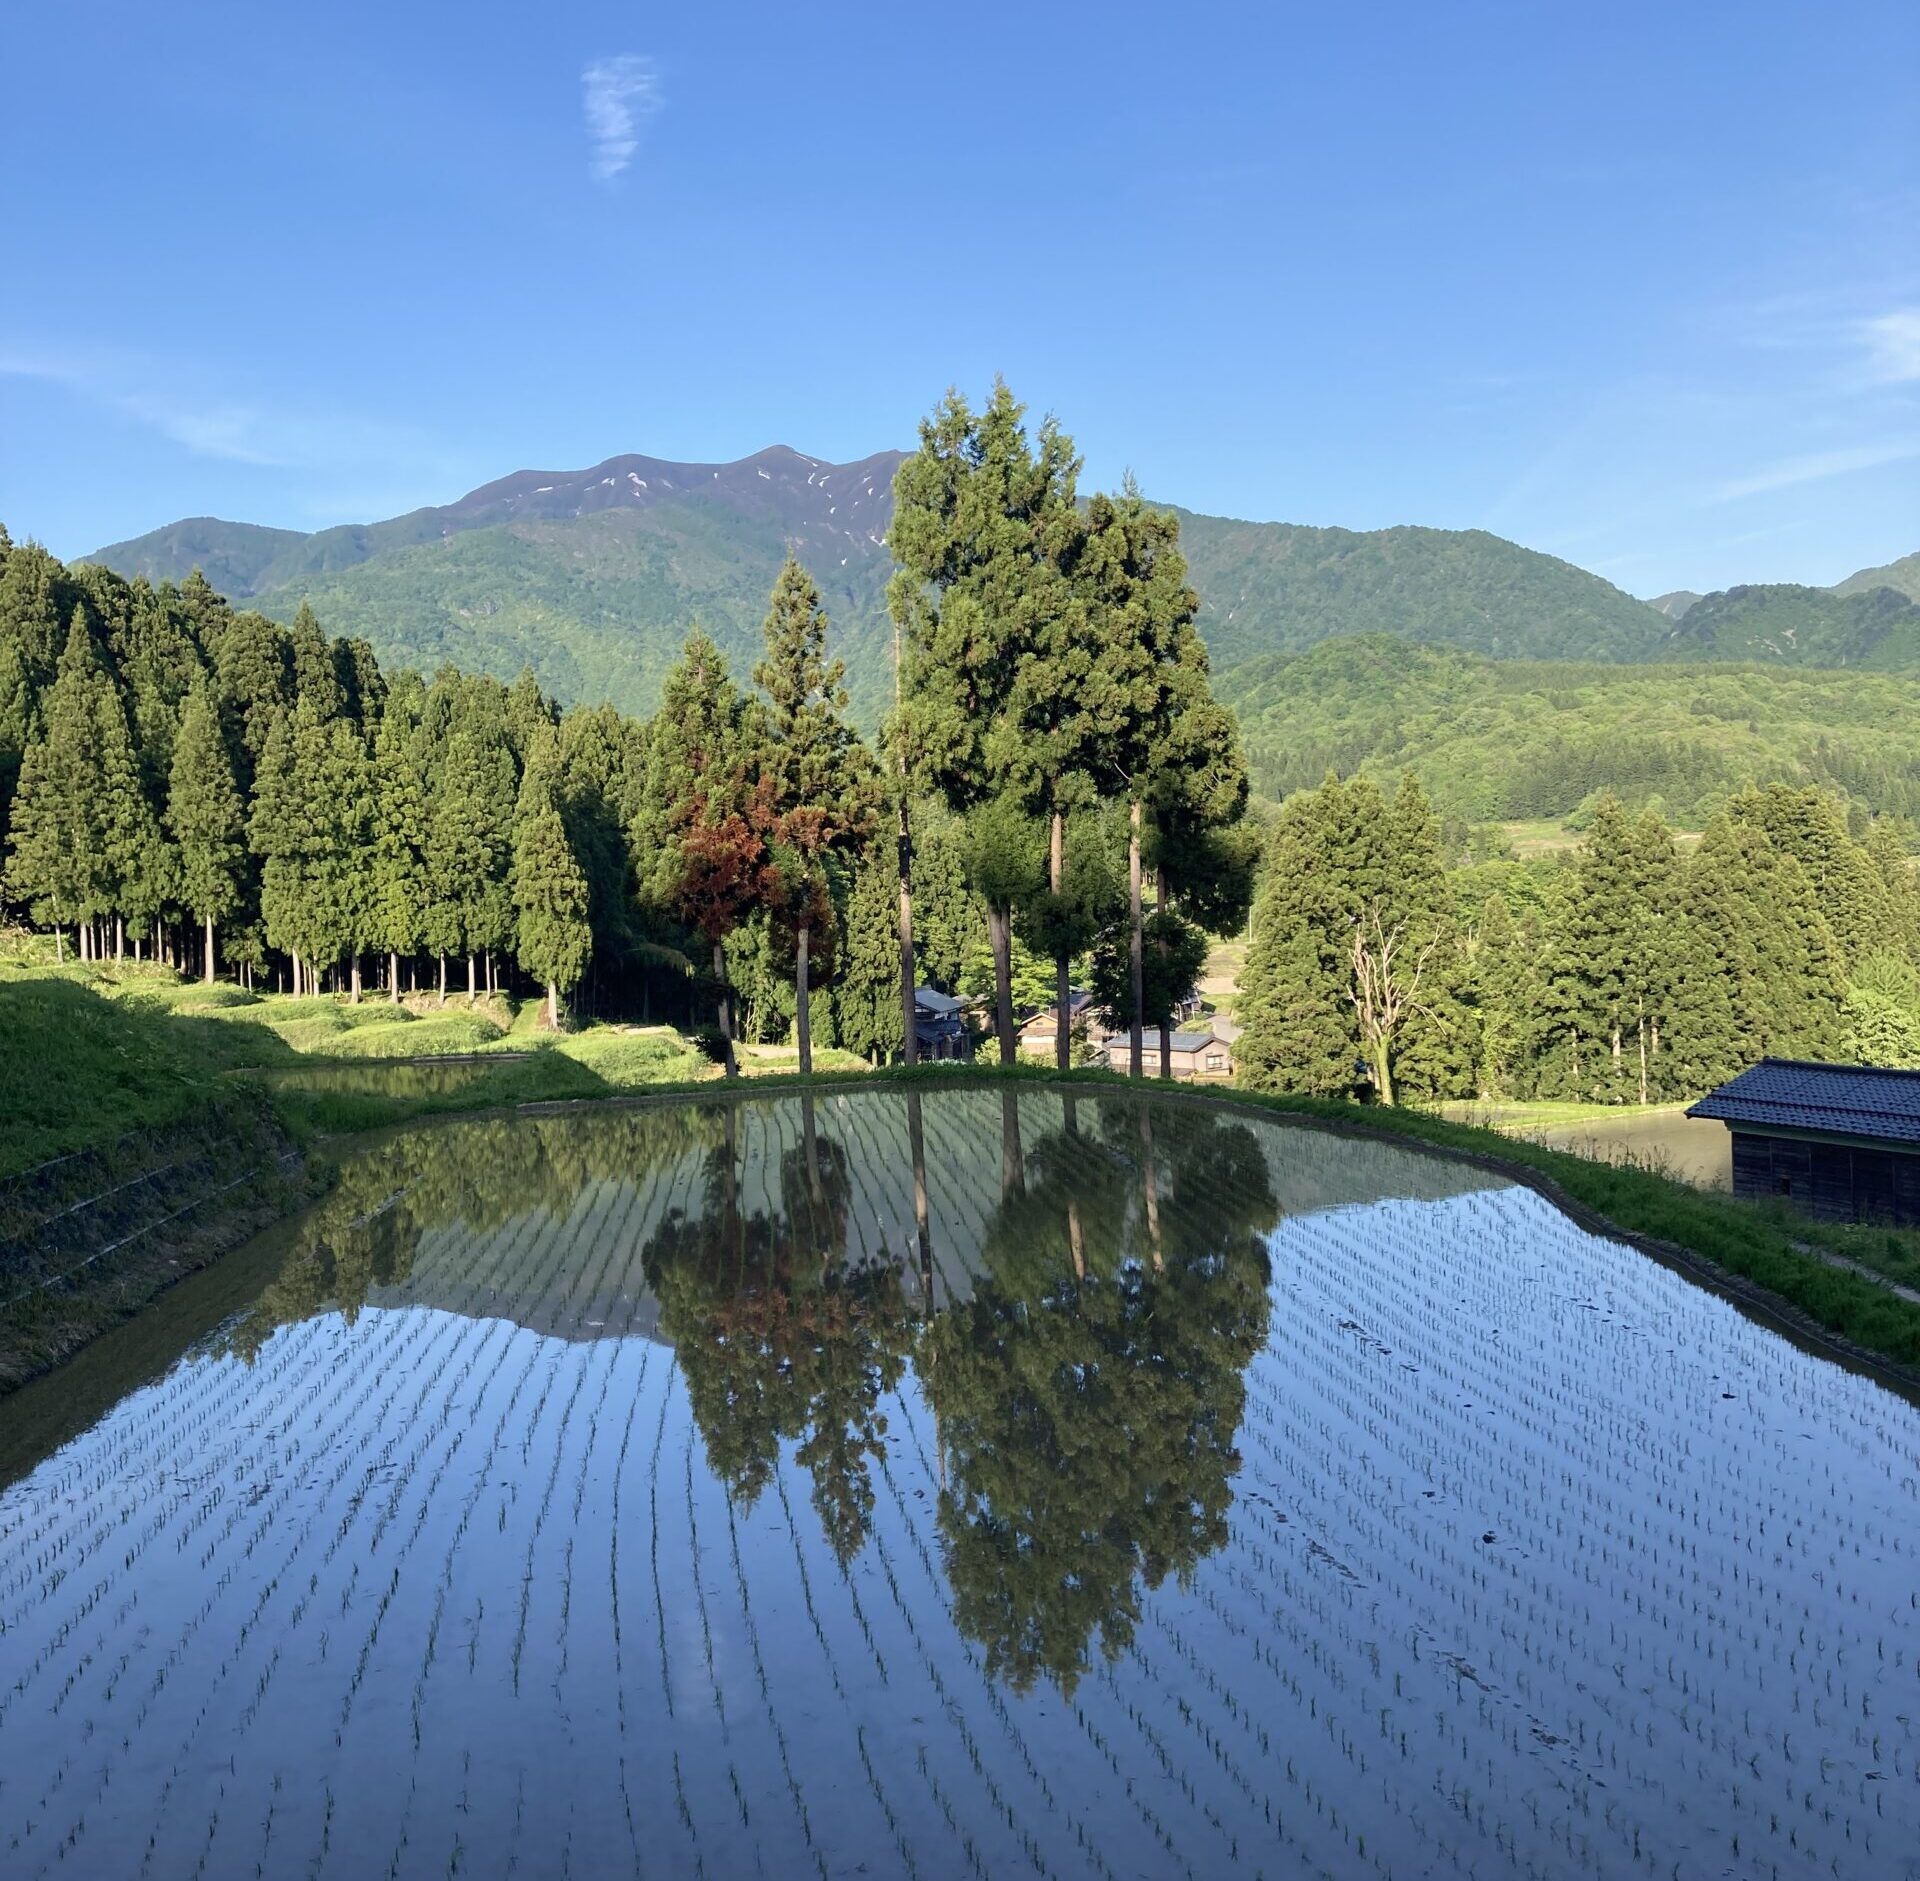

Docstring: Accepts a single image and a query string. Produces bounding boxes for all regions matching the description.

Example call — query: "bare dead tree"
[1348,905,1442,1107]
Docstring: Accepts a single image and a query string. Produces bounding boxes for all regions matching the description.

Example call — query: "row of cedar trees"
[1237,770,1920,1106]
[0,383,1254,1067]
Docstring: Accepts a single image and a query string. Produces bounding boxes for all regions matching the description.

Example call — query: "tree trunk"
[1051,807,1071,1072]
[204,915,215,985]
[547,980,559,1030]
[467,954,477,1001]
[795,921,813,1077]
[986,903,1016,1066]
[350,954,363,1003]
[896,793,917,1066]
[115,914,124,962]
[390,951,401,1003]
[291,950,301,998]
[1128,798,1145,1079]
[1637,1017,1649,1107]
[55,926,65,964]
[1372,1037,1396,1107]
[713,939,738,1078]
[437,954,447,1005]
[1155,871,1172,1079]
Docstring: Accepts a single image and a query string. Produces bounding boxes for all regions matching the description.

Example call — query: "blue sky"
[2,1,1915,597]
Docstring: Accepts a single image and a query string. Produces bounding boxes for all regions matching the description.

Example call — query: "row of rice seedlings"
[1217,1184,1918,1876]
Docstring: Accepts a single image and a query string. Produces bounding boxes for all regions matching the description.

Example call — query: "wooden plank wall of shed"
[1731,1129,1920,1224]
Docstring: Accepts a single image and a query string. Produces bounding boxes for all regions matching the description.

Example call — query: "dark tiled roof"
[914,986,965,1015]
[1687,1058,1920,1146]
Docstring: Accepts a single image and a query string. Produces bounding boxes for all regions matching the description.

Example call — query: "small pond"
[1,1087,1914,1879]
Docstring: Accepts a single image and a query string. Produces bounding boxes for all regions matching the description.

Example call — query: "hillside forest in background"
[8,380,1920,1106]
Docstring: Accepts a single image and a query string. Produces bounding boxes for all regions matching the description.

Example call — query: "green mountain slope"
[1232,635,1920,823]
[1172,513,1673,666]
[1833,550,1920,604]
[85,448,1678,716]
[253,508,899,719]
[88,517,310,597]
[1653,582,1920,668]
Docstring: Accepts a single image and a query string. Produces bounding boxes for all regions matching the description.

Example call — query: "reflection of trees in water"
[924,1098,1277,1694]
[225,1091,1278,1689]
[643,1099,917,1564]
[224,1108,723,1359]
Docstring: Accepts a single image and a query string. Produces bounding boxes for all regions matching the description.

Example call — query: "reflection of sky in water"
[0,1089,1913,1881]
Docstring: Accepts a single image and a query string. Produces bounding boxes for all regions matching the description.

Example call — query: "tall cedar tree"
[889,381,1081,1063]
[1078,485,1224,1075]
[167,679,246,980]
[753,559,876,1074]
[5,613,109,952]
[368,706,430,998]
[512,726,593,1028]
[637,631,775,1077]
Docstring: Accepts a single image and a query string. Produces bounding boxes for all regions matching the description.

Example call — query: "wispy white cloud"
[582,55,661,182]
[0,342,466,496]
[1857,308,1920,385]
[1714,438,1920,503]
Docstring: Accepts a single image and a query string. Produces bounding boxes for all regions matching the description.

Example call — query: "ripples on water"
[1,1088,1914,1880]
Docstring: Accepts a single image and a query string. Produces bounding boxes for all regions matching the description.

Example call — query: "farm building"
[1687,1058,1920,1224]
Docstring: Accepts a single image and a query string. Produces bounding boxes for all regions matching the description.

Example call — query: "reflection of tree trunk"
[1068,1198,1085,1280]
[713,939,738,1078]
[802,1091,824,1207]
[1000,1087,1025,1198]
[795,921,813,1076]
[1062,1091,1079,1138]
[1138,1103,1163,1271]
[1128,798,1145,1078]
[908,1090,933,1314]
[1051,806,1071,1072]
[986,904,1016,1066]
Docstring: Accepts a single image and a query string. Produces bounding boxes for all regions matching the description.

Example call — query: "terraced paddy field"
[1,1087,1916,1879]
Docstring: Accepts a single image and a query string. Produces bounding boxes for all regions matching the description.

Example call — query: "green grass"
[0,976,240,1179]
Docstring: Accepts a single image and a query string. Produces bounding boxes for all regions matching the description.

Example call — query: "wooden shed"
[1686,1058,1920,1225]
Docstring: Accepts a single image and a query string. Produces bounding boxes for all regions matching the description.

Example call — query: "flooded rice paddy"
[1,1087,1916,1879]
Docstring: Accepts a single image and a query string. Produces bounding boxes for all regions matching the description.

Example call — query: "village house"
[1688,1058,1920,1225]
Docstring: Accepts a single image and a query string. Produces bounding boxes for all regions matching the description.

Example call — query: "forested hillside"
[1233,636,1920,822]
[1653,581,1920,668]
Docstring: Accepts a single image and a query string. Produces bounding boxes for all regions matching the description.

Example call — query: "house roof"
[1107,1031,1226,1056]
[913,986,965,1015]
[1687,1058,1920,1147]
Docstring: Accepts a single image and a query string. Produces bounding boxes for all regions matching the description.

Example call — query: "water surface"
[1,1087,1914,1879]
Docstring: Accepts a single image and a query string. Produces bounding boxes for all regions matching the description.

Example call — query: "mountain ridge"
[79,447,1916,721]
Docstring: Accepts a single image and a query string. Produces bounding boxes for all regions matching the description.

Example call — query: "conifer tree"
[4,613,107,953]
[368,708,429,998]
[513,727,593,1029]
[168,679,245,981]
[753,559,875,1074]
[890,381,1081,1064]
[635,631,774,1076]
[1077,485,1225,1074]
